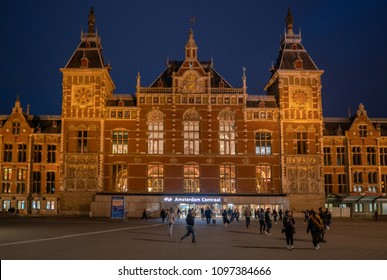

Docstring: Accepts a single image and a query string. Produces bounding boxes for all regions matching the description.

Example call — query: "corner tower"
[265,9,325,211]
[59,8,115,214]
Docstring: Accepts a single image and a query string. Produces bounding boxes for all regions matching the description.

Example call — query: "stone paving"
[0,215,386,260]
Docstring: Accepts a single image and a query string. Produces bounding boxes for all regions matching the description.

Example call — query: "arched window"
[256,165,272,193]
[112,163,128,192]
[220,164,236,193]
[148,164,164,192]
[147,108,164,154]
[219,109,236,155]
[183,109,200,155]
[184,164,200,192]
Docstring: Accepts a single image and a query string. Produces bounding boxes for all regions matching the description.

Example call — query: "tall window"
[219,110,236,155]
[34,145,42,163]
[16,169,27,193]
[255,132,272,155]
[256,165,272,193]
[112,163,128,192]
[296,132,307,154]
[78,130,88,153]
[112,131,128,154]
[2,168,12,193]
[147,164,163,192]
[46,172,55,194]
[323,147,332,165]
[352,147,362,165]
[183,109,200,155]
[359,125,367,137]
[32,171,41,194]
[368,172,377,184]
[353,171,363,184]
[183,122,200,155]
[336,147,346,165]
[367,147,376,165]
[18,144,27,162]
[220,164,236,193]
[12,121,20,135]
[46,200,55,210]
[380,147,387,166]
[47,145,56,163]
[338,174,348,193]
[324,174,333,193]
[3,144,12,162]
[184,164,200,192]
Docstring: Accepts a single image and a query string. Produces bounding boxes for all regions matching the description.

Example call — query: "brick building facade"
[1,8,386,218]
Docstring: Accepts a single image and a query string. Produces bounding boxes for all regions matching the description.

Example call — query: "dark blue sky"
[1,0,387,117]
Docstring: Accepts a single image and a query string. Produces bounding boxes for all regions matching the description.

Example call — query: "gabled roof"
[149,60,233,88]
[65,39,105,68]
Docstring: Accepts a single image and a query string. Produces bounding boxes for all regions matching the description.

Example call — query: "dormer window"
[258,100,265,108]
[219,79,225,88]
[118,100,124,106]
[157,79,163,87]
[291,43,297,50]
[80,52,89,68]
[12,122,20,135]
[359,125,367,137]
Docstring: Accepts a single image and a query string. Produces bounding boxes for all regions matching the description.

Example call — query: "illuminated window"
[255,132,272,155]
[2,168,12,193]
[147,164,163,192]
[2,200,11,211]
[354,203,363,213]
[112,131,128,154]
[183,109,200,155]
[220,164,236,193]
[46,200,55,210]
[17,200,25,210]
[46,172,55,194]
[112,164,128,192]
[16,169,27,193]
[382,174,387,193]
[147,109,164,155]
[184,164,200,192]
[32,200,41,210]
[256,165,272,193]
[219,109,236,155]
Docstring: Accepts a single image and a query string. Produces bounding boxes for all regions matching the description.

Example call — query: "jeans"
[181,225,195,241]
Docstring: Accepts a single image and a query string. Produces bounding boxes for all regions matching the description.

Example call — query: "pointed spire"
[185,28,198,60]
[88,7,95,34]
[286,8,294,35]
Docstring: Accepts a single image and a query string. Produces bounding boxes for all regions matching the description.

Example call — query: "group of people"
[143,206,332,250]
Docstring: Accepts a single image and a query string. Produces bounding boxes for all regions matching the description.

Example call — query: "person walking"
[258,208,266,234]
[278,209,283,222]
[160,208,167,223]
[180,209,196,243]
[244,207,252,228]
[264,208,272,235]
[166,208,175,236]
[282,210,296,250]
[222,209,230,228]
[307,210,324,250]
[204,207,213,224]
[141,209,148,221]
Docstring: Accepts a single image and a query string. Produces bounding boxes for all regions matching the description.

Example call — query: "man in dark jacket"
[180,209,196,243]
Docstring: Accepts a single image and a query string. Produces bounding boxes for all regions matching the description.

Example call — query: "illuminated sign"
[111,196,125,219]
[163,197,223,203]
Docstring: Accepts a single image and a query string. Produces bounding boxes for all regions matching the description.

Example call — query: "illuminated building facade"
[1,8,386,217]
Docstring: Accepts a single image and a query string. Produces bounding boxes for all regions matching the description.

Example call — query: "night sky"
[1,0,387,117]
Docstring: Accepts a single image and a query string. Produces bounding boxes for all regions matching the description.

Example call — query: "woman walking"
[166,208,175,236]
[307,210,324,250]
[283,210,296,250]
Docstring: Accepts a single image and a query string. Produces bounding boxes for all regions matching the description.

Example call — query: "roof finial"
[88,7,95,34]
[286,8,294,35]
